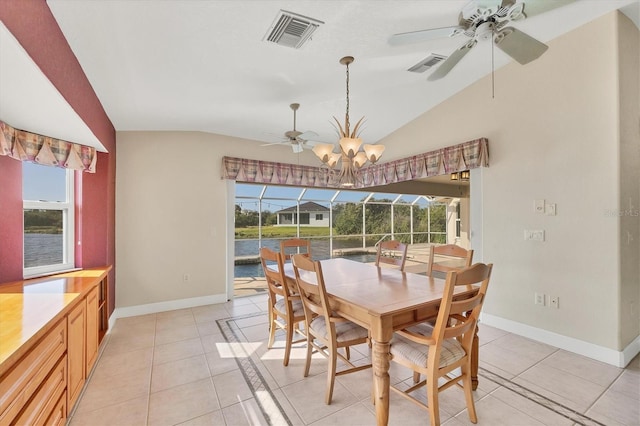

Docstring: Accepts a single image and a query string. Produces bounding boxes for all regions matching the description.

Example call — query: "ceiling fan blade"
[494,27,548,65]
[427,40,476,81]
[297,130,319,141]
[521,0,576,19]
[389,25,464,46]
[260,140,287,147]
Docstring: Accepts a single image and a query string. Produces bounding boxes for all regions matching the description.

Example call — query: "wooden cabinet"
[86,287,99,373]
[67,299,86,411]
[0,266,111,424]
[0,320,67,425]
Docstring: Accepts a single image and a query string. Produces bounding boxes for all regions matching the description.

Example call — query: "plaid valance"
[0,121,97,173]
[222,137,488,189]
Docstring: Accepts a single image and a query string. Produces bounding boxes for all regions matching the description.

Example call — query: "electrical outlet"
[550,296,559,309]
[183,274,190,282]
[535,292,545,306]
[534,199,545,214]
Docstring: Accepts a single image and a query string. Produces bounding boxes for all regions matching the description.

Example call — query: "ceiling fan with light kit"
[261,103,319,153]
[389,0,576,81]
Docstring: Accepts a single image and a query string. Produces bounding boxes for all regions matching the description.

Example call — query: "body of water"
[234,238,376,278]
[23,234,373,278]
[24,234,63,268]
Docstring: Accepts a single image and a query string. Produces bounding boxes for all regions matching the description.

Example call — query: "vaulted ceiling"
[1,1,638,155]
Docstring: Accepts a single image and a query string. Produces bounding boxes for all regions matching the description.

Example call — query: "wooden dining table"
[280,257,480,426]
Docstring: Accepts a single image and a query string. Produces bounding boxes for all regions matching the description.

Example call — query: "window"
[316,214,323,221]
[299,213,310,225]
[23,162,75,277]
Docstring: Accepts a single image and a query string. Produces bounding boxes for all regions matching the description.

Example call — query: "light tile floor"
[69,294,640,426]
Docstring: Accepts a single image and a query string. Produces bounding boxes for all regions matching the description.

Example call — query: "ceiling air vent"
[264,10,324,49]
[408,54,448,73]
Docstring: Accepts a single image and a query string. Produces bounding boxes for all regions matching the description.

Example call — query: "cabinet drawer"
[13,354,67,426]
[43,391,66,426]
[0,320,67,423]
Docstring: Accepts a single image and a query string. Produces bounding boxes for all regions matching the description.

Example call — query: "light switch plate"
[545,203,556,216]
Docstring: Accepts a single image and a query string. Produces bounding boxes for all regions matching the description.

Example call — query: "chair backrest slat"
[431,263,492,346]
[375,240,408,271]
[280,238,312,261]
[427,244,474,277]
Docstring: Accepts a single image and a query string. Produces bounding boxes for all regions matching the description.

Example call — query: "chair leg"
[325,345,338,405]
[304,335,313,378]
[427,375,440,426]
[462,366,478,423]
[267,310,276,349]
[283,320,294,366]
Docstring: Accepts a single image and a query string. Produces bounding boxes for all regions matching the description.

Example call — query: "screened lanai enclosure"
[234,183,466,281]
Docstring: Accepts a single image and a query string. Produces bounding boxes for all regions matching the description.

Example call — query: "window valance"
[0,121,97,173]
[222,137,488,189]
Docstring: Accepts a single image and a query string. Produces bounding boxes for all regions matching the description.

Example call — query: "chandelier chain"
[345,61,350,135]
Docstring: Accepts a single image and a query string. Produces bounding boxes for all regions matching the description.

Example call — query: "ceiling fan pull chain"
[491,30,495,99]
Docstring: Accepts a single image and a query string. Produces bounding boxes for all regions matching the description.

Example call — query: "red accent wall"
[0,156,23,282]
[0,1,117,313]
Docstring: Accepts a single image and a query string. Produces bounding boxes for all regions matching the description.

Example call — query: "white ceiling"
[2,1,638,154]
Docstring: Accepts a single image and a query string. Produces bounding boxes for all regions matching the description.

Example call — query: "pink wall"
[0,156,24,282]
[0,0,117,313]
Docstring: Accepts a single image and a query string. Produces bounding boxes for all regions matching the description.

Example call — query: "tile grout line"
[217,312,293,425]
[479,367,607,426]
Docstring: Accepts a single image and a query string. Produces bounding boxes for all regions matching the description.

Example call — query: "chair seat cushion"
[310,316,368,342]
[390,333,465,369]
[275,298,304,317]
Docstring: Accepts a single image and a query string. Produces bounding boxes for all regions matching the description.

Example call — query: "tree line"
[24,209,63,234]
[235,199,447,243]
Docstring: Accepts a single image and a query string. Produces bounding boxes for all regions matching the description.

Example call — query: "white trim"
[481,313,640,368]
[109,293,228,329]
[23,167,75,277]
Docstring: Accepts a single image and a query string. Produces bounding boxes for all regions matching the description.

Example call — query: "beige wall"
[381,11,638,356]
[115,131,321,309]
[617,13,640,348]
[114,12,639,363]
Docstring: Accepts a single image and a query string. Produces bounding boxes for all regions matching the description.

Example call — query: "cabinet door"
[67,300,86,410]
[85,287,99,373]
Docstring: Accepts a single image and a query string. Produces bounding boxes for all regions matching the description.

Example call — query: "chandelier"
[312,56,385,187]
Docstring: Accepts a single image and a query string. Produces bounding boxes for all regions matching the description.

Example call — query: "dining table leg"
[372,339,391,426]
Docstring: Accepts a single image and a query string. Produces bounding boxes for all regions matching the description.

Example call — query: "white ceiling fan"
[389,0,576,81]
[261,103,319,153]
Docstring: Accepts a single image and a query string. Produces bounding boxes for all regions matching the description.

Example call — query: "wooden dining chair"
[260,247,306,366]
[426,244,473,278]
[291,254,372,405]
[375,239,408,271]
[389,263,493,426]
[280,238,312,261]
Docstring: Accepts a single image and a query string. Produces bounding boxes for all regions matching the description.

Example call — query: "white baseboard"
[108,293,228,330]
[481,313,640,368]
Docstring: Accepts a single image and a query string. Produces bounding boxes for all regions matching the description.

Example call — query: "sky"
[234,182,432,212]
[23,162,67,201]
